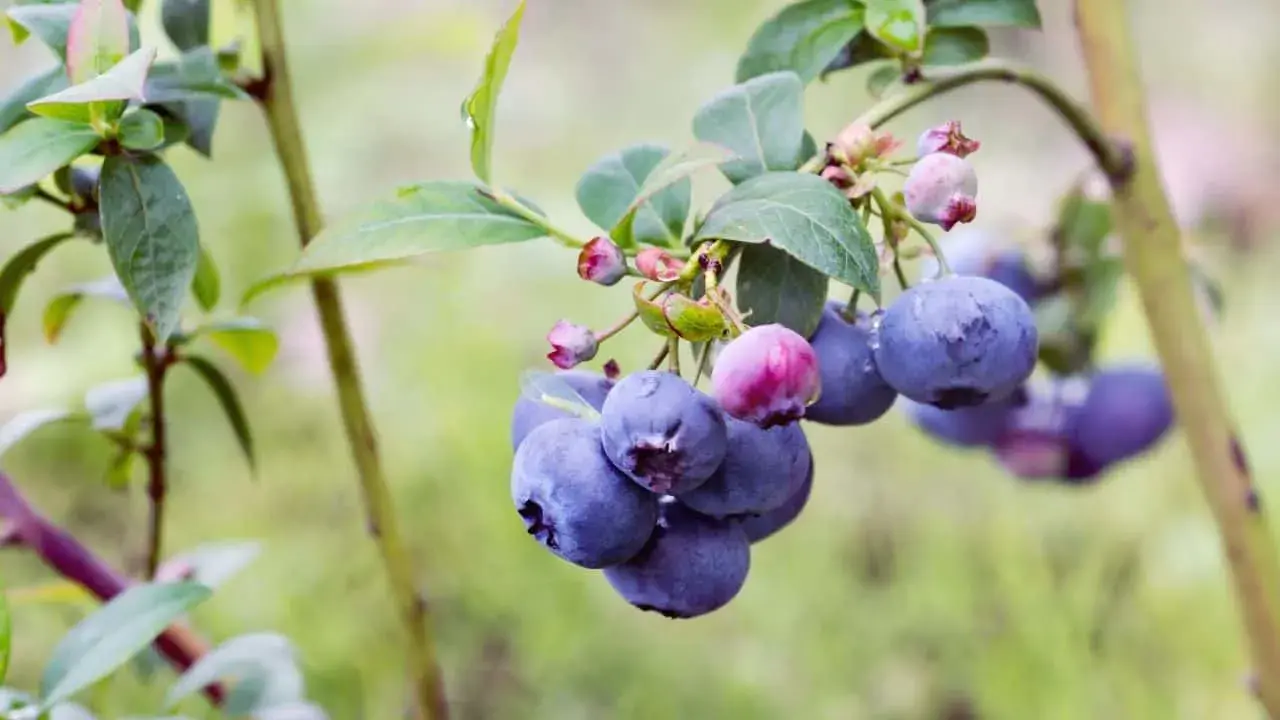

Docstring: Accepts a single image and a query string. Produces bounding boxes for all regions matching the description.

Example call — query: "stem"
[247,2,448,718]
[649,342,670,371]
[1075,2,1280,715]
[595,310,638,343]
[891,256,909,291]
[870,187,949,276]
[667,337,680,375]
[0,473,224,705]
[139,325,171,580]
[489,190,586,249]
[842,289,861,322]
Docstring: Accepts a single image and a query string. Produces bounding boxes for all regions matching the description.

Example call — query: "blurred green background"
[3,0,1280,717]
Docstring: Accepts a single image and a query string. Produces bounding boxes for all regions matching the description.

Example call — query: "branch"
[0,472,224,704]
[1074,2,1280,716]
[245,2,448,718]
[139,325,173,580]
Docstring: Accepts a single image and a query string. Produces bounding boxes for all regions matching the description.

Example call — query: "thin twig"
[139,324,172,580]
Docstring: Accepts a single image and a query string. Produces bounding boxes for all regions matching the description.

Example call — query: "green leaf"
[575,143,690,248]
[0,580,9,686]
[99,153,201,342]
[162,541,260,589]
[611,142,738,247]
[144,47,249,103]
[160,0,209,51]
[181,355,254,470]
[117,108,164,150]
[160,98,219,157]
[185,317,277,374]
[0,118,99,195]
[0,232,78,318]
[65,0,132,85]
[632,283,676,339]
[694,171,881,299]
[0,66,69,136]
[461,0,525,185]
[922,26,989,66]
[925,0,1042,28]
[167,633,301,712]
[736,0,864,84]
[191,242,220,310]
[819,30,893,78]
[241,181,545,304]
[43,276,130,343]
[736,243,829,336]
[27,45,156,124]
[662,294,729,342]
[84,376,148,432]
[39,581,213,710]
[864,0,926,56]
[692,71,805,184]
[7,3,77,58]
[865,62,900,97]
[0,408,80,460]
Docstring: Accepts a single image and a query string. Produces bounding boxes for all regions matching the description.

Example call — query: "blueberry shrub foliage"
[0,0,1264,717]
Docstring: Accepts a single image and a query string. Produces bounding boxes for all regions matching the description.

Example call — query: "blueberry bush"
[0,0,1273,718]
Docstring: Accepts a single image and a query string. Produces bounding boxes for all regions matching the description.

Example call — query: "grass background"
[2,0,1280,717]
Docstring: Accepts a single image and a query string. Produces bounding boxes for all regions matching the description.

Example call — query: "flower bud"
[711,324,821,428]
[546,320,598,369]
[577,236,627,286]
[903,153,978,231]
[916,121,980,158]
[831,123,901,165]
[636,247,682,282]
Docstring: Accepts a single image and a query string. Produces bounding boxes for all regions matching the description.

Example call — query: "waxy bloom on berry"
[546,320,598,369]
[711,324,821,428]
[917,121,981,158]
[577,236,627,286]
[904,152,979,231]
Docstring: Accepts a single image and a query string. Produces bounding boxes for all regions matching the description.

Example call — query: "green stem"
[247,2,448,718]
[667,337,681,375]
[870,187,949,276]
[1076,3,1280,716]
[489,190,587,249]
[596,310,638,343]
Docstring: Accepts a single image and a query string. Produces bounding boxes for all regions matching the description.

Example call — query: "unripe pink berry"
[546,320,598,369]
[636,247,682,282]
[904,153,978,231]
[711,324,821,428]
[577,236,627,286]
[917,120,980,158]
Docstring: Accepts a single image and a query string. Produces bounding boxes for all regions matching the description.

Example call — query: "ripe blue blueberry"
[677,416,810,518]
[600,370,728,494]
[805,301,898,426]
[510,370,613,450]
[985,250,1046,306]
[919,229,1047,305]
[603,500,750,618]
[1070,364,1173,468]
[990,378,1101,482]
[901,387,1027,448]
[874,275,1038,409]
[511,418,659,568]
[737,458,814,544]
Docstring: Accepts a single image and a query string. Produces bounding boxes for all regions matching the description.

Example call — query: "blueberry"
[603,501,750,618]
[919,229,1047,305]
[511,417,659,568]
[600,370,728,494]
[805,301,898,426]
[677,416,810,517]
[990,378,1101,482]
[874,275,1038,408]
[1070,364,1173,468]
[737,458,814,543]
[901,388,1026,448]
[985,249,1047,306]
[510,370,614,450]
[711,324,821,428]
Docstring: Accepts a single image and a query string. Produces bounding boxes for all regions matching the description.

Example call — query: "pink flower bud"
[711,324,821,428]
[636,247,682,282]
[832,123,901,165]
[904,153,979,231]
[577,236,627,286]
[546,320,598,369]
[820,164,855,189]
[917,121,981,158]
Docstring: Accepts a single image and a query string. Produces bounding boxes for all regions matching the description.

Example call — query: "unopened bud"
[832,123,901,165]
[917,121,980,158]
[636,247,682,282]
[577,236,627,286]
[546,320,598,369]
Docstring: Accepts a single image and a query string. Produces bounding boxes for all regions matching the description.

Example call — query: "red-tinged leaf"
[66,0,131,85]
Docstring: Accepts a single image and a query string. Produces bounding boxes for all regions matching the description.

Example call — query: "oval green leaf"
[864,0,926,56]
[575,143,690,248]
[0,408,81,461]
[611,141,738,248]
[6,2,140,61]
[736,243,829,336]
[0,66,69,136]
[160,0,209,52]
[28,46,157,124]
[83,376,148,432]
[161,540,261,590]
[167,632,301,711]
[922,26,989,66]
[0,232,78,317]
[38,581,213,710]
[692,71,805,184]
[462,0,525,184]
[925,0,1042,28]
[0,118,99,195]
[42,276,131,344]
[191,242,220,311]
[182,355,255,471]
[694,171,880,300]
[118,108,164,150]
[736,0,864,83]
[186,317,277,374]
[65,0,132,85]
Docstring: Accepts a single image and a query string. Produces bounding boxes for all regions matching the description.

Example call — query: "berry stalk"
[1075,0,1280,715]
[246,2,448,718]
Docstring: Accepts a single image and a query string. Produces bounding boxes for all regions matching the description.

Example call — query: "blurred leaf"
[461,0,525,184]
[191,242,220,310]
[181,355,255,470]
[0,66,68,136]
[922,26,988,66]
[43,276,131,343]
[864,0,926,56]
[736,243,828,336]
[0,578,9,686]
[0,232,78,316]
[7,580,93,609]
[104,439,137,490]
[1034,293,1093,375]
[695,172,881,300]
[662,294,728,342]
[819,31,893,79]
[65,0,131,84]
[1055,189,1113,257]
[925,0,1042,28]
[84,376,148,432]
[160,98,219,156]
[0,118,99,195]
[0,687,36,714]
[1079,256,1124,327]
[866,62,900,97]
[575,143,690,248]
[48,701,97,720]
[144,47,248,103]
[633,282,677,339]
[0,408,80,460]
[167,633,302,712]
[185,317,277,374]
[162,540,261,589]
[27,46,156,124]
[798,129,818,164]
[117,108,163,150]
[241,182,544,304]
[612,142,737,248]
[251,702,328,720]
[0,185,38,211]
[39,581,213,710]
[736,0,864,83]
[692,71,805,184]
[99,153,200,342]
[518,369,602,421]
[7,3,77,57]
[160,0,208,51]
